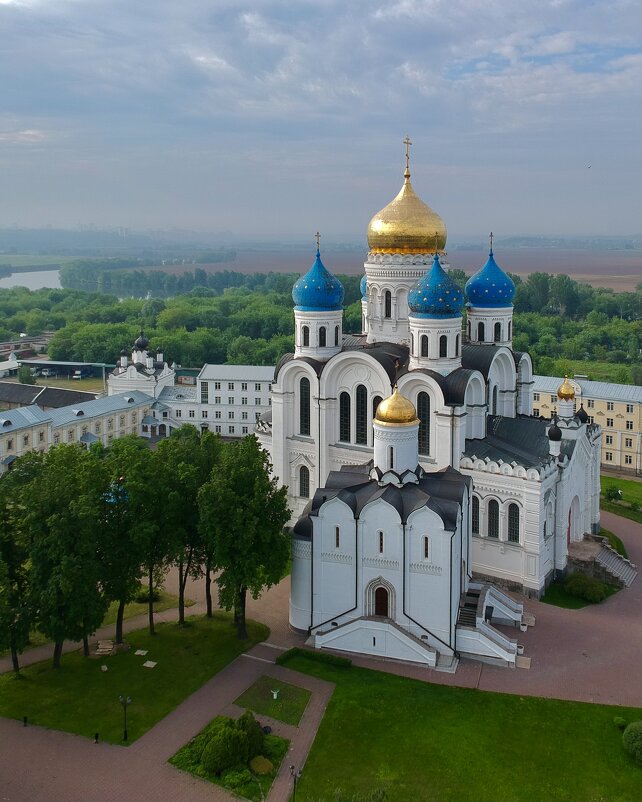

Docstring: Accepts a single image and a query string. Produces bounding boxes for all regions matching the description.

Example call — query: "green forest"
[1,268,641,383]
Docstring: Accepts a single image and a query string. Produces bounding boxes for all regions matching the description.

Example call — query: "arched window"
[302,326,309,347]
[423,536,430,560]
[384,290,392,318]
[472,496,480,534]
[319,326,326,347]
[455,333,460,356]
[372,395,382,445]
[339,392,351,442]
[494,322,501,342]
[508,503,520,543]
[299,377,310,436]
[417,392,431,455]
[421,335,429,357]
[299,465,310,498]
[508,321,512,340]
[335,325,339,346]
[439,335,448,358]
[487,499,499,538]
[492,385,498,415]
[477,321,485,342]
[355,384,368,445]
[378,531,384,554]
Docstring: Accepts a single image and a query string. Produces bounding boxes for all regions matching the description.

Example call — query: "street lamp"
[289,765,302,801]
[119,695,131,741]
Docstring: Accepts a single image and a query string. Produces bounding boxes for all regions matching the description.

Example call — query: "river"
[0,270,62,290]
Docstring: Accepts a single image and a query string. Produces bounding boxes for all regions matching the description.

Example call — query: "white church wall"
[290,537,312,631]
[487,350,517,418]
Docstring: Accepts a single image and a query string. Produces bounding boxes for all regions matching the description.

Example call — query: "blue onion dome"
[408,253,464,318]
[360,274,367,299]
[465,247,515,308]
[292,249,345,311]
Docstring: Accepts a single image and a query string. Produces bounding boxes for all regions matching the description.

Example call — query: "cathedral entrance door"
[374,586,389,617]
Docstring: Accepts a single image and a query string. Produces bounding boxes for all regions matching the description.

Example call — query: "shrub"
[249,755,274,775]
[622,721,642,765]
[276,646,352,668]
[564,573,608,603]
[222,768,253,790]
[614,716,628,731]
[236,710,265,759]
[134,585,160,603]
[603,486,621,502]
[264,733,287,761]
[201,727,249,775]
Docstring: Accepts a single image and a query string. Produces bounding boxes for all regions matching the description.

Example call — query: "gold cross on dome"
[315,231,321,251]
[434,231,439,253]
[489,231,494,251]
[403,135,412,172]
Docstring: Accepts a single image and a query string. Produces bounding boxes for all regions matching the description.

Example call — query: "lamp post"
[289,765,302,801]
[119,695,131,741]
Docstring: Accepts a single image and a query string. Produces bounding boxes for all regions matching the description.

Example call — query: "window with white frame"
[299,465,310,498]
[255,383,261,392]
[214,381,221,390]
[472,496,480,534]
[189,410,195,418]
[228,382,234,390]
[606,418,613,427]
[228,425,235,434]
[625,455,632,465]
[607,401,614,411]
[241,382,248,391]
[487,499,499,538]
[242,426,248,434]
[508,504,520,543]
[533,392,540,401]
[587,399,594,408]
[605,451,613,461]
[228,396,234,404]
[606,435,613,445]
[626,403,634,413]
[626,420,633,430]
[215,411,221,419]
[625,437,633,448]
[175,409,182,418]
[255,397,261,405]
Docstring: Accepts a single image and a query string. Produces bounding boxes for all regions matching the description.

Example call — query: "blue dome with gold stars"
[292,250,345,312]
[465,248,515,308]
[408,253,464,319]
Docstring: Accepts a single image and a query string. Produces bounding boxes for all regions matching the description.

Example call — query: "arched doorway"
[568,495,581,544]
[374,586,389,617]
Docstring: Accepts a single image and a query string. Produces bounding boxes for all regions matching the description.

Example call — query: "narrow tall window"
[302,326,309,347]
[355,384,368,445]
[339,392,351,442]
[455,333,460,356]
[421,335,429,357]
[335,325,339,346]
[299,377,310,436]
[467,319,471,339]
[335,526,340,549]
[372,395,382,445]
[439,335,448,358]
[418,392,430,455]
[508,321,512,339]
[494,322,501,342]
[492,385,498,415]
[423,536,429,560]
[472,496,480,534]
[487,499,499,538]
[201,381,209,404]
[319,326,326,347]
[384,290,392,319]
[389,446,394,470]
[299,465,310,498]
[508,503,520,543]
[379,531,384,554]
[410,332,414,354]
[478,321,485,342]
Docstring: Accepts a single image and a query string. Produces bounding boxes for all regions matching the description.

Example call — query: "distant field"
[130,248,642,292]
[0,254,74,268]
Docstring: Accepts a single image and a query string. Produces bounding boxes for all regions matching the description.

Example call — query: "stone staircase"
[596,545,638,587]
[458,587,481,627]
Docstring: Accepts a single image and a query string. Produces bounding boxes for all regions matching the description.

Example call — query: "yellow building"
[532,375,642,475]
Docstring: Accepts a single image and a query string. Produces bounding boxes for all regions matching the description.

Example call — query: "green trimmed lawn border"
[234,675,311,725]
[601,499,642,526]
[601,476,642,525]
[170,715,289,801]
[540,579,619,609]
[600,527,629,559]
[283,653,642,802]
[0,614,268,744]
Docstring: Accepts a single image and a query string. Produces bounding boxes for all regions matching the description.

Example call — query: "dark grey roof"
[0,381,40,406]
[461,344,500,377]
[464,415,575,469]
[293,462,469,538]
[35,387,98,409]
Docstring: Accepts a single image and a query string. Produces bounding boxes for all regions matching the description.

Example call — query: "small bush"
[276,646,352,668]
[564,573,608,603]
[622,720,642,765]
[134,585,160,603]
[237,710,265,759]
[250,755,274,775]
[264,733,287,761]
[222,768,253,790]
[603,486,621,502]
[201,727,249,775]
[614,716,628,731]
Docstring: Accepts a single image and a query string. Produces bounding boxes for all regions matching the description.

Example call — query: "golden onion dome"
[557,375,575,401]
[367,144,447,254]
[375,386,419,426]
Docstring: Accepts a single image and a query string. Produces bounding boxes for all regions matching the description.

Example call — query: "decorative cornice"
[363,557,399,569]
[409,562,442,575]
[293,540,311,559]
[321,551,352,564]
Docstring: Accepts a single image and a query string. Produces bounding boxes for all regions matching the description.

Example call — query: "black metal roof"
[0,381,40,406]
[461,344,500,377]
[36,387,98,409]
[293,462,469,538]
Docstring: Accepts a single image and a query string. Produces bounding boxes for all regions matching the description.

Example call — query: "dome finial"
[489,231,494,255]
[403,135,412,181]
[315,230,321,255]
[434,231,439,255]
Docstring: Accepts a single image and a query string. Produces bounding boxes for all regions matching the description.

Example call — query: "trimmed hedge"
[276,647,352,668]
[564,573,609,603]
[622,721,642,765]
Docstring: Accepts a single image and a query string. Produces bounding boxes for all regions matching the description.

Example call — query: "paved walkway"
[1,512,641,801]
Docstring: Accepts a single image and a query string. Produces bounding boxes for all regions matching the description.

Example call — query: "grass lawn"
[280,652,642,802]
[170,715,289,801]
[600,527,629,558]
[600,474,642,525]
[540,580,619,609]
[0,614,268,744]
[235,675,311,725]
[34,376,107,392]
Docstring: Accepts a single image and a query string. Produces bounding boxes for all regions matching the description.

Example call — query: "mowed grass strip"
[234,675,311,726]
[0,614,268,744]
[284,654,642,802]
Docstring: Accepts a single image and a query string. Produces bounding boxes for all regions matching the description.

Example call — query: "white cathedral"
[256,146,602,669]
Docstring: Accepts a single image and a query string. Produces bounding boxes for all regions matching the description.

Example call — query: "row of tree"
[0,428,290,673]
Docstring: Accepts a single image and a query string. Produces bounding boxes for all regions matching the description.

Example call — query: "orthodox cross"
[315,231,321,251]
[403,135,412,172]
[489,231,494,252]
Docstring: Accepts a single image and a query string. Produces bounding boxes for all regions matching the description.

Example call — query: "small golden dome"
[557,375,575,401]
[367,169,447,254]
[375,387,419,426]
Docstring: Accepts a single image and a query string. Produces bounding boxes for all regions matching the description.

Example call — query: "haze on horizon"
[1,0,640,242]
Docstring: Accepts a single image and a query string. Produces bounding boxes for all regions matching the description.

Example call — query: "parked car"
[41,368,57,378]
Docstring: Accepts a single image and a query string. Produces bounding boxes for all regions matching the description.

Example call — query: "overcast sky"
[1,0,640,241]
